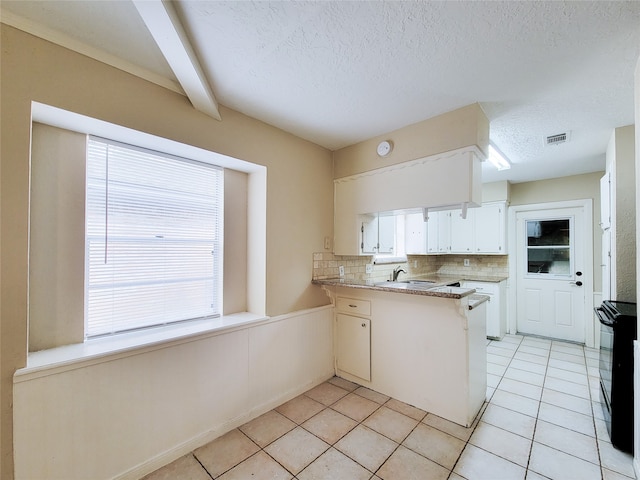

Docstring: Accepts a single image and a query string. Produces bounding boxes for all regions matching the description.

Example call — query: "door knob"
[570,281,583,286]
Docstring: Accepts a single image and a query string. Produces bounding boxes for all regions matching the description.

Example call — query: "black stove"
[595,300,637,453]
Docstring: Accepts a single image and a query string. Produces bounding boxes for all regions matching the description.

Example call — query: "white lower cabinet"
[336,297,371,381]
[462,280,506,339]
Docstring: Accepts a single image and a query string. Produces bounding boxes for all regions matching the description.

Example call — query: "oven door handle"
[594,306,615,327]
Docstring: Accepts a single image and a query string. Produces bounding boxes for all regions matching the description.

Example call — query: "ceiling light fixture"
[488,143,511,170]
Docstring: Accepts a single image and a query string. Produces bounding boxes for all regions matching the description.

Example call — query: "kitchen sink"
[375,281,411,288]
[374,279,463,292]
[375,280,437,291]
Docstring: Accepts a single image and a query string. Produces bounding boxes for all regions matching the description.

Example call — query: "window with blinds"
[86,137,223,338]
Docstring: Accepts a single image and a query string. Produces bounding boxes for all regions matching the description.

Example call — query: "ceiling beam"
[132,0,221,120]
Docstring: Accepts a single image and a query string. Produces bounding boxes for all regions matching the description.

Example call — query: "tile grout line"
[191,452,216,480]
[449,335,525,479]
[584,343,606,480]
[523,336,551,479]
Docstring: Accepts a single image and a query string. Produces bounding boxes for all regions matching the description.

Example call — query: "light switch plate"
[339,265,345,276]
[365,263,373,274]
[464,259,470,267]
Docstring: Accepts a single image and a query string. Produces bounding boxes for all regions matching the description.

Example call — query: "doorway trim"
[508,199,595,347]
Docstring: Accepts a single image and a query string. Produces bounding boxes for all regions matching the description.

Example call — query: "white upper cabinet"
[425,211,451,254]
[473,202,506,253]
[361,214,379,254]
[360,214,396,254]
[405,212,427,254]
[377,215,396,254]
[426,210,455,254]
[424,202,506,255]
[450,208,474,253]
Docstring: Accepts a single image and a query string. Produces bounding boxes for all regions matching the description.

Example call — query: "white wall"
[13,306,334,480]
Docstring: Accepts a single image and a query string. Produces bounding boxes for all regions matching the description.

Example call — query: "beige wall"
[224,169,249,314]
[607,125,636,302]
[510,172,604,293]
[1,25,334,478]
[482,181,511,203]
[29,124,87,351]
[332,103,489,179]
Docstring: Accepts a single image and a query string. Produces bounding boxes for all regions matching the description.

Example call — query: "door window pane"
[526,219,571,275]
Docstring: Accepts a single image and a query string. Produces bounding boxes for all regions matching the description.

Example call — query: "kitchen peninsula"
[314,277,488,427]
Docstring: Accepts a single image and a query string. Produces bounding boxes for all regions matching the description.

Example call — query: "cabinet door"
[450,208,474,253]
[463,281,503,339]
[426,211,439,253]
[437,211,451,253]
[377,215,396,254]
[360,214,378,254]
[336,314,371,381]
[474,203,505,253]
[405,213,427,254]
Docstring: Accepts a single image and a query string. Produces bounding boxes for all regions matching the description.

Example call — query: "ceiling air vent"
[545,132,570,146]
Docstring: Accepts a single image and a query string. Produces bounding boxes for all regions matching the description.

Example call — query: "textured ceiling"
[3,0,640,183]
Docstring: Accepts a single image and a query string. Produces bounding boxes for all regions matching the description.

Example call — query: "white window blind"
[86,137,223,338]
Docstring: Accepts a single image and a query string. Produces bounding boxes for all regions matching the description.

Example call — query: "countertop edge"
[312,278,474,299]
[468,294,490,310]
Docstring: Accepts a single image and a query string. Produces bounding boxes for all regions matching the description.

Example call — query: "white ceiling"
[3,1,640,183]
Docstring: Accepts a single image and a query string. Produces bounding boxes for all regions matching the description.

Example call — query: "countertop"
[468,294,490,310]
[312,273,503,300]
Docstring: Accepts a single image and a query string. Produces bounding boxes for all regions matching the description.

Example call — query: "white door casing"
[508,200,595,347]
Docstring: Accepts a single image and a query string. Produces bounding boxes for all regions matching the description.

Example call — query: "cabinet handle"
[349,304,357,308]
[361,323,366,328]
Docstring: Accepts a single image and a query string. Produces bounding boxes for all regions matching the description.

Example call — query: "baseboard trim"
[114,372,333,480]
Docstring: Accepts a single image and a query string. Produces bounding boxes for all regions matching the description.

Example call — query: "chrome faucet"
[392,266,407,281]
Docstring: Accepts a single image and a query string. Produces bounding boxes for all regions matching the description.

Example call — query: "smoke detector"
[545,132,571,146]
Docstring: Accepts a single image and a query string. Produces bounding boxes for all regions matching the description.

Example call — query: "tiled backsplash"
[411,254,509,278]
[312,253,508,282]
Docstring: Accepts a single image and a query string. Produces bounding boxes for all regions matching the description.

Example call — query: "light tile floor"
[144,335,636,480]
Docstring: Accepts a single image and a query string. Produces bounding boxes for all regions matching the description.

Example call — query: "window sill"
[15,312,269,382]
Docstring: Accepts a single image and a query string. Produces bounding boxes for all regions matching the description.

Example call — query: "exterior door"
[516,207,586,343]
